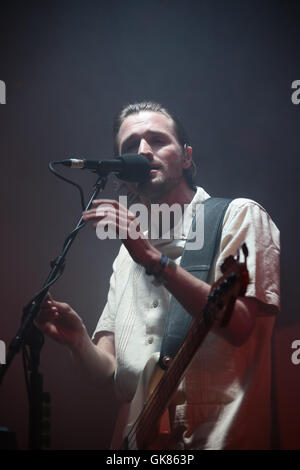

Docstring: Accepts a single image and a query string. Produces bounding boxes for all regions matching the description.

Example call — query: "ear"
[182,145,193,169]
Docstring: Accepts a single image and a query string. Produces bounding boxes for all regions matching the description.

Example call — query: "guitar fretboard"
[125,312,212,449]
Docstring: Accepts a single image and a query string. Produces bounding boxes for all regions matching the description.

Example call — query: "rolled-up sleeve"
[92,251,120,341]
[212,198,280,310]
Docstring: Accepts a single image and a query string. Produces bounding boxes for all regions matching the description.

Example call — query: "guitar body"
[112,353,175,450]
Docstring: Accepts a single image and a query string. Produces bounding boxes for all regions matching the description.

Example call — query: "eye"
[151,137,165,146]
[123,141,139,154]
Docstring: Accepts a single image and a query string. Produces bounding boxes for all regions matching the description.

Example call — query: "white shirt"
[93,187,280,449]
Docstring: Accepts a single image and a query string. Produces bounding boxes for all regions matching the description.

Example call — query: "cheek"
[159,147,183,166]
[165,154,184,173]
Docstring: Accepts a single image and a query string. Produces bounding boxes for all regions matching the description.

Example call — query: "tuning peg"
[220,279,229,290]
[227,273,237,284]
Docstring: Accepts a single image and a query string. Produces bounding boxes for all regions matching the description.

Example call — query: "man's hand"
[82,199,161,269]
[37,293,117,383]
[36,293,88,350]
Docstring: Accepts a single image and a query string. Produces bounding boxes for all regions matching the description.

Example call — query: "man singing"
[38,101,280,450]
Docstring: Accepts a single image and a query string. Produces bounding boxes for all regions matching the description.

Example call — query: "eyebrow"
[120,130,171,153]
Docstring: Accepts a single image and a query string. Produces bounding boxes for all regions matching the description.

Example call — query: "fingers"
[84,199,136,219]
[45,291,53,302]
[37,296,72,326]
[91,199,120,207]
[36,299,58,328]
[82,200,142,239]
[83,208,137,226]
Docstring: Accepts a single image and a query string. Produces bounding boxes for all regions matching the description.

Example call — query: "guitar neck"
[124,245,249,450]
[133,314,212,448]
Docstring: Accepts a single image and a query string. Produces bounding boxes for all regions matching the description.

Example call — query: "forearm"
[68,330,116,384]
[147,252,256,346]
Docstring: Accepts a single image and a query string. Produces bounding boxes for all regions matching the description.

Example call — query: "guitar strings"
[125,257,245,448]
[126,323,203,448]
[125,313,211,449]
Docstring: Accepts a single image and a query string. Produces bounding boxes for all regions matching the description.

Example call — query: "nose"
[138,138,153,157]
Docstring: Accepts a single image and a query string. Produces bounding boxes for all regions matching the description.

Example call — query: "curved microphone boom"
[56,154,150,182]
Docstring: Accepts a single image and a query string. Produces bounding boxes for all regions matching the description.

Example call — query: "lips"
[149,163,162,178]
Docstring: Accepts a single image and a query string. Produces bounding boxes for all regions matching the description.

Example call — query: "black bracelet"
[145,254,176,285]
[145,253,168,276]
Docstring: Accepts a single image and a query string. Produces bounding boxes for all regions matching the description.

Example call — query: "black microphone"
[57,154,150,182]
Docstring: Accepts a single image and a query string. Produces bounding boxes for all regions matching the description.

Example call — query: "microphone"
[56,154,150,182]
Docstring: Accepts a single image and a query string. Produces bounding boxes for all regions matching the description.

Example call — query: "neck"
[139,181,196,238]
[139,180,196,210]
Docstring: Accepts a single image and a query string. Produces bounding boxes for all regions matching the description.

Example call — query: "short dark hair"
[113,101,197,190]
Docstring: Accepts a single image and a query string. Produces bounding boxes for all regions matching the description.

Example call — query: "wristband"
[145,254,176,285]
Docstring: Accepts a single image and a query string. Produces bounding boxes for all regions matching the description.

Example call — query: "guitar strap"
[158,197,233,370]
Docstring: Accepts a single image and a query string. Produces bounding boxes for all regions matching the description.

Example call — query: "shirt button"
[148,336,154,344]
[152,299,159,308]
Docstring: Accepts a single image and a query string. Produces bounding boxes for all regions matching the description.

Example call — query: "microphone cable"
[49,161,86,210]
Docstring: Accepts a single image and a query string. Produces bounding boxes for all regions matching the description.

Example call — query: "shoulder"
[225,197,278,224]
[227,197,269,214]
[222,197,280,249]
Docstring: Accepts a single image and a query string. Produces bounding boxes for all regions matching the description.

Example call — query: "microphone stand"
[0,172,108,449]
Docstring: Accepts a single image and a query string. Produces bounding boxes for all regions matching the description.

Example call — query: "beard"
[131,169,183,203]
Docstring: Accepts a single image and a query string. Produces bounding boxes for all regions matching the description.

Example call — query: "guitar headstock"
[203,243,250,327]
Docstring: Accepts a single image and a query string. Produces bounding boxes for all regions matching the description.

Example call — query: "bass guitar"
[113,243,250,450]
